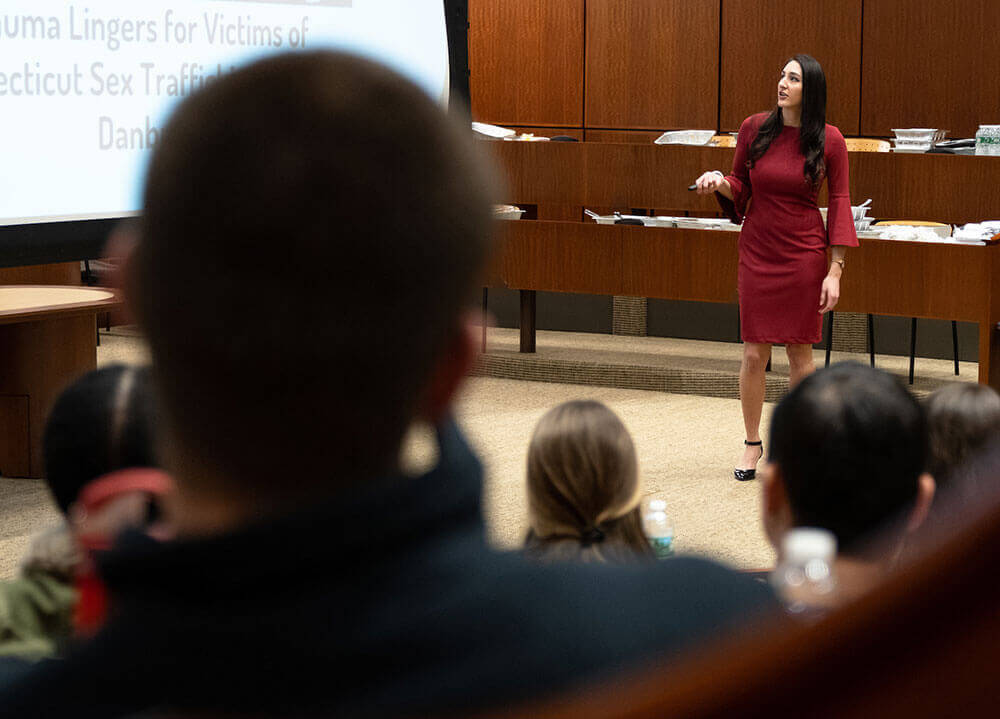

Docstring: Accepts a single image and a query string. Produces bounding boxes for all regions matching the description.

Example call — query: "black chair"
[825,312,960,384]
[904,317,960,384]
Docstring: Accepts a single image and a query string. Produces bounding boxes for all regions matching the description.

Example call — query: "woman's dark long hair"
[749,54,827,186]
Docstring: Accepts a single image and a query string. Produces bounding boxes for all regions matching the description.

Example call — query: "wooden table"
[0,286,121,478]
[490,220,1000,391]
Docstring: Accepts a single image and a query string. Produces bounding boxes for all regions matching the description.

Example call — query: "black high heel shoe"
[734,440,763,481]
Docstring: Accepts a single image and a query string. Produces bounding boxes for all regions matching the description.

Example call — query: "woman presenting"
[693,54,858,481]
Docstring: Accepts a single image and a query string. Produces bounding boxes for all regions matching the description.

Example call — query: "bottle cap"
[781,527,836,563]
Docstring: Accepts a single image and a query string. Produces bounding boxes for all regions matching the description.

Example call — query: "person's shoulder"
[825,124,847,151]
[742,112,771,132]
[489,552,777,626]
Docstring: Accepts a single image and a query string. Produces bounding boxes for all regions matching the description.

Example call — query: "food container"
[647,216,681,228]
[654,130,716,146]
[892,128,938,142]
[891,140,932,154]
[589,214,650,225]
[873,221,952,239]
[855,218,874,231]
[492,205,524,221]
[820,206,871,224]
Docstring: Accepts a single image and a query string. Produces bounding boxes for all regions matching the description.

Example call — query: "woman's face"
[777,60,803,111]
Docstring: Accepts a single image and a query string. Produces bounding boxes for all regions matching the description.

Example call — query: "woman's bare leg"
[785,343,817,388]
[738,342,771,469]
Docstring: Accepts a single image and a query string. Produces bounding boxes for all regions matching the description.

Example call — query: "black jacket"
[1,421,778,717]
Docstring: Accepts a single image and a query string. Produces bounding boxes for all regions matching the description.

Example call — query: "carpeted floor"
[0,326,978,578]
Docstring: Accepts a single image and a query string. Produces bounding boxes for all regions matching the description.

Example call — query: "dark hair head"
[524,400,653,563]
[769,362,926,555]
[926,383,1000,489]
[749,53,827,186]
[133,51,498,495]
[43,365,157,515]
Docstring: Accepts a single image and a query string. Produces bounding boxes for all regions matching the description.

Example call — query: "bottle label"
[650,536,674,559]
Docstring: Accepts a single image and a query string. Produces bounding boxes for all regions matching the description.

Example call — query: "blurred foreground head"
[764,362,933,556]
[133,51,497,502]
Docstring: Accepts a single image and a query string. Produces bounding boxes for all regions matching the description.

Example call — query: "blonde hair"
[524,400,653,563]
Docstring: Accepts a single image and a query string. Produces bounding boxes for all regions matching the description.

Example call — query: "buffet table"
[0,286,120,478]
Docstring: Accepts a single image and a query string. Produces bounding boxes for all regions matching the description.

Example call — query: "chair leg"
[825,312,835,368]
[952,320,960,376]
[868,314,876,368]
[481,288,488,353]
[909,317,917,385]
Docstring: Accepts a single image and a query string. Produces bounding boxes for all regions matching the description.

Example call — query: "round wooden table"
[0,286,121,478]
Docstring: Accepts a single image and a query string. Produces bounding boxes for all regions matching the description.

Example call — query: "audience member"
[926,383,1000,491]
[524,400,653,563]
[761,362,935,606]
[0,365,159,661]
[0,51,777,717]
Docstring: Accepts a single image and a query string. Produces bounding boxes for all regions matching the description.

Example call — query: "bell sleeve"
[716,115,757,224]
[824,127,859,248]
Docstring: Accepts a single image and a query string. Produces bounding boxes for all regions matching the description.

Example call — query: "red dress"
[718,113,859,344]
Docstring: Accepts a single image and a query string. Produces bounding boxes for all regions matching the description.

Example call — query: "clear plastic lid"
[781,527,837,563]
[647,499,666,512]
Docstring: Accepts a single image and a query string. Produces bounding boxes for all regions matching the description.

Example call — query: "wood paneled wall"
[719,0,862,133]
[469,0,584,127]
[861,0,1000,138]
[584,1,719,130]
[471,0,996,139]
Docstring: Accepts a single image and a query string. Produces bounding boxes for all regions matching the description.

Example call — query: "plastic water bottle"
[770,528,837,621]
[643,499,675,559]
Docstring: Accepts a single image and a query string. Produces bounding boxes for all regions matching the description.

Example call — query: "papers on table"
[953,221,1000,243]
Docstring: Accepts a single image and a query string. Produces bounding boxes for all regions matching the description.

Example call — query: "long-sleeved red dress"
[718,112,859,345]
